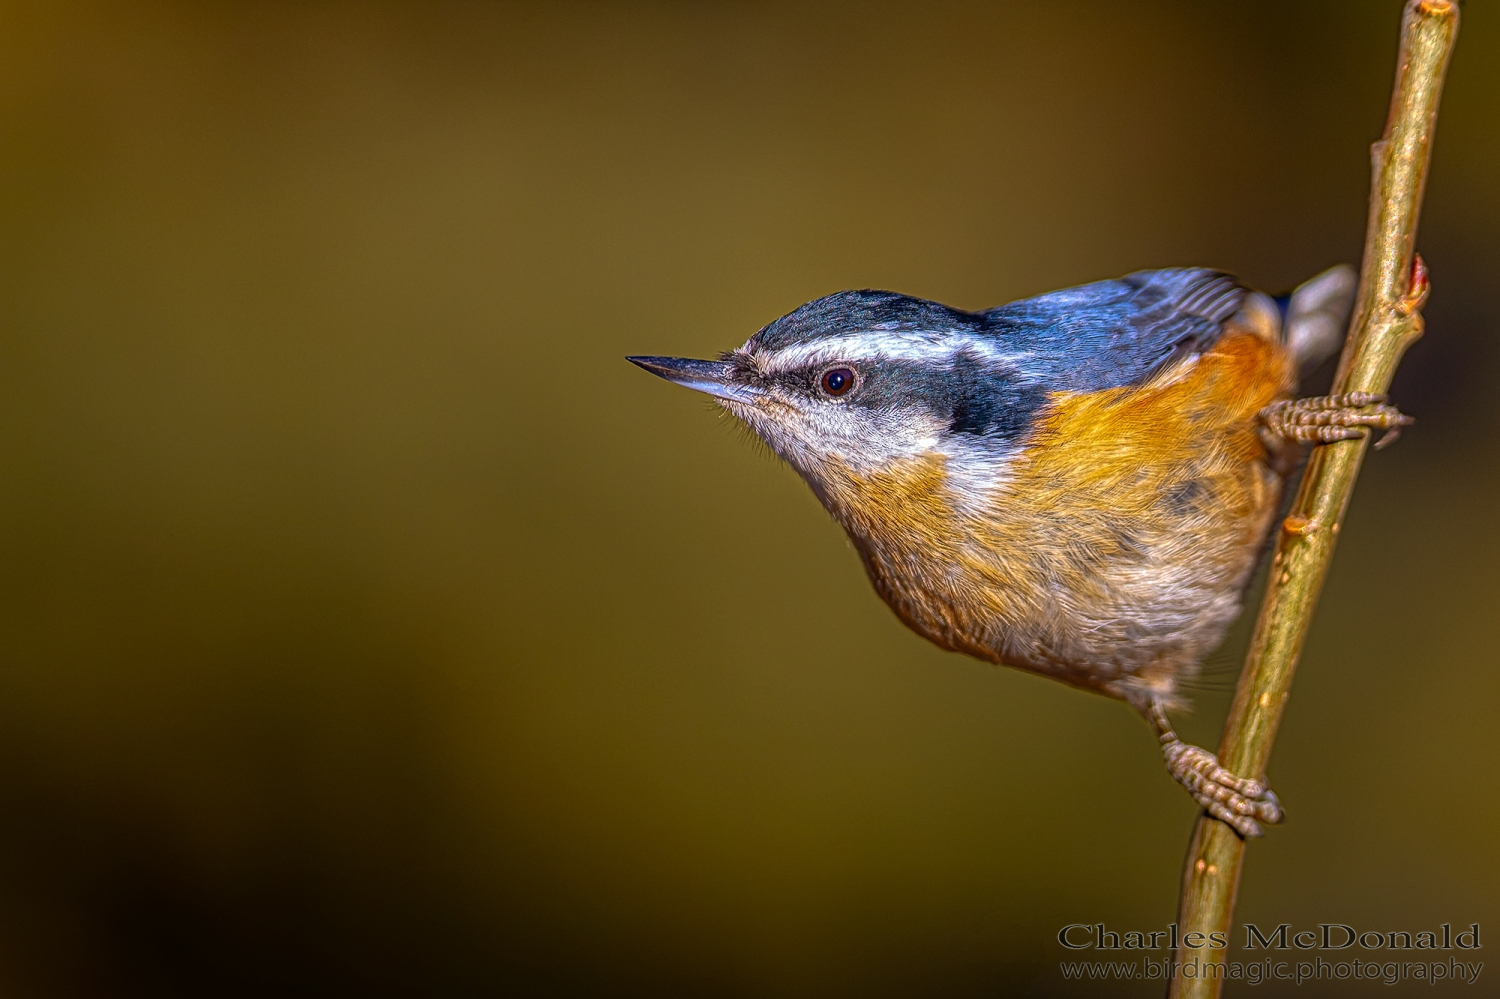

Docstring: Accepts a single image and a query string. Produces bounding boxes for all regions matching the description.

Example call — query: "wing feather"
[980,269,1246,393]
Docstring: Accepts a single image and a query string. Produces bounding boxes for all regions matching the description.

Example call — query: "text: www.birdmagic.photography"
[1058,956,1482,986]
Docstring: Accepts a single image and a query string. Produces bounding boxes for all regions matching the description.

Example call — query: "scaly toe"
[1163,740,1284,838]
[1260,394,1414,449]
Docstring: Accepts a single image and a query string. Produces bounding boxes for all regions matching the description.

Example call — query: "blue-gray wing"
[980,268,1247,393]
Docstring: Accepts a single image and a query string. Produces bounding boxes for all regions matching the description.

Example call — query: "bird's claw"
[1260,392,1414,449]
[1162,739,1283,838]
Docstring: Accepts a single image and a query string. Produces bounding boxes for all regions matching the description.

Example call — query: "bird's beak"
[626,356,759,403]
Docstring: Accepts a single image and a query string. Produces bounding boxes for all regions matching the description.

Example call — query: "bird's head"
[630,291,1048,509]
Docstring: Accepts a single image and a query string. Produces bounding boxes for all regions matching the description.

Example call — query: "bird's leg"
[1260,392,1413,450]
[1149,701,1283,839]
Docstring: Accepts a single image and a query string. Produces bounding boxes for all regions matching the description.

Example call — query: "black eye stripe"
[820,367,856,396]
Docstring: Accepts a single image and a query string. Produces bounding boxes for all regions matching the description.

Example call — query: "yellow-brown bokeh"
[0,2,1495,995]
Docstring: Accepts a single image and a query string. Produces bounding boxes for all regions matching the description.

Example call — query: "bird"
[628,265,1410,837]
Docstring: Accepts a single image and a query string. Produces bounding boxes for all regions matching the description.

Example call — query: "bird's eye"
[820,367,856,397]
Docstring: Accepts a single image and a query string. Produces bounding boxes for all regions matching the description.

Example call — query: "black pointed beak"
[626,355,758,402]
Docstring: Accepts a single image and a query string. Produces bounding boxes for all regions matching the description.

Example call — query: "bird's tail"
[1281,264,1358,376]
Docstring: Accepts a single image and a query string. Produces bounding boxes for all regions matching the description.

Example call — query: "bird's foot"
[1161,737,1283,838]
[1261,393,1413,450]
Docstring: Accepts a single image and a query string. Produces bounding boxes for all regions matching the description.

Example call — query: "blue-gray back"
[977,268,1244,393]
[749,268,1246,396]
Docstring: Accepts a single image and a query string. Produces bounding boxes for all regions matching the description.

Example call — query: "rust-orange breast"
[819,329,1296,703]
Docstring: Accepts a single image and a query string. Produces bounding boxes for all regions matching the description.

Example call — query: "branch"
[1168,3,1459,996]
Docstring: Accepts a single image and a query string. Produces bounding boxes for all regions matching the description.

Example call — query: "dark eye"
[820,367,856,397]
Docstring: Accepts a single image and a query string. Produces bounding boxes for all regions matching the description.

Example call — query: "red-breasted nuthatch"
[630,265,1411,836]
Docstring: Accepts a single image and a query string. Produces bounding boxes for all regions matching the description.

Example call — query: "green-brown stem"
[1168,3,1458,997]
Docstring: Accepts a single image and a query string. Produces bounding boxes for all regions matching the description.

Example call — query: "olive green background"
[1,1,1496,996]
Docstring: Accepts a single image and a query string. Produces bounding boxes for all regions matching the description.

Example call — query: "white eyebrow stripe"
[747,333,1034,374]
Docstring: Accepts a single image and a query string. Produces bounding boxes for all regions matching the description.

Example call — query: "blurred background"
[0,1,1495,995]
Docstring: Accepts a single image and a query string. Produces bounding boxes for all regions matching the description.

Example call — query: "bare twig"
[1167,3,1459,996]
